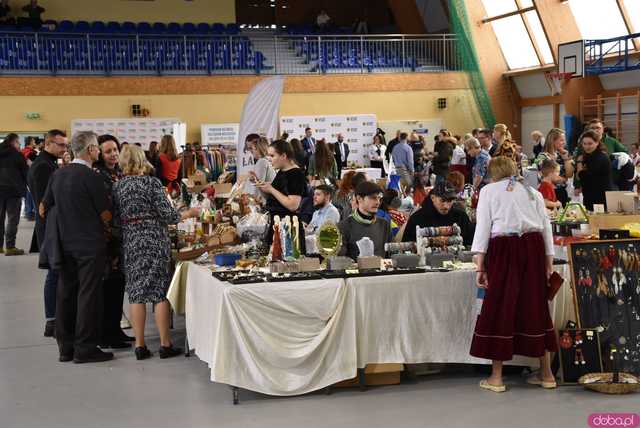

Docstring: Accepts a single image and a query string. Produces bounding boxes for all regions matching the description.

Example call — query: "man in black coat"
[0,133,28,256]
[402,182,474,245]
[385,130,401,162]
[27,129,67,337]
[333,133,350,178]
[40,131,113,364]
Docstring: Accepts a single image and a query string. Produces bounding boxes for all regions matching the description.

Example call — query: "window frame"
[480,1,554,70]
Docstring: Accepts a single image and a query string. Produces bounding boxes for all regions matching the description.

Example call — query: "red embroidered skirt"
[470,232,558,361]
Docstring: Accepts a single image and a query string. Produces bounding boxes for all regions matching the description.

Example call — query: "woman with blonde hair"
[534,128,573,206]
[471,156,557,392]
[247,137,276,199]
[157,134,182,193]
[491,123,511,155]
[113,145,200,360]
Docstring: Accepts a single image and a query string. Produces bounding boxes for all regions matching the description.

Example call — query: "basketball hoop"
[545,72,573,96]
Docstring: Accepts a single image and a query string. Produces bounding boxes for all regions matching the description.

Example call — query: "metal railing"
[0,32,460,76]
[584,32,640,75]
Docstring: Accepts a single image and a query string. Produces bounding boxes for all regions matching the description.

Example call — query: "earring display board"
[558,329,603,384]
[71,118,181,150]
[279,114,377,167]
[568,239,640,375]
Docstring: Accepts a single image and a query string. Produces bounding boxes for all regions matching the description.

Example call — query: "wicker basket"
[578,372,640,394]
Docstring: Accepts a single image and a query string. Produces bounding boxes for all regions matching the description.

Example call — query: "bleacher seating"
[0,25,268,75]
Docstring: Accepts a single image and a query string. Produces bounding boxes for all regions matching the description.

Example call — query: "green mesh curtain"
[449,0,496,127]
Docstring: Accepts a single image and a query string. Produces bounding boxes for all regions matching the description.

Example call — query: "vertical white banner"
[237,76,285,177]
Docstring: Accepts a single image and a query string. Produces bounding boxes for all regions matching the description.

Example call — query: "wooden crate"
[334,363,403,388]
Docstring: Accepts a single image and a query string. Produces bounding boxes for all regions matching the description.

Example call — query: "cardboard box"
[212,182,233,196]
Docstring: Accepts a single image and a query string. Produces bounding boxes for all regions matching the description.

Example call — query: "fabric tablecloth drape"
[169,264,575,396]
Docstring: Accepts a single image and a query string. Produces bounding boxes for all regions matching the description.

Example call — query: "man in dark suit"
[302,127,316,156]
[385,130,401,162]
[27,129,67,338]
[41,131,113,364]
[333,133,350,178]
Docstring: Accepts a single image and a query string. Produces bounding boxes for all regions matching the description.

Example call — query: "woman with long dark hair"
[289,138,307,170]
[307,139,338,184]
[255,140,308,249]
[576,130,614,211]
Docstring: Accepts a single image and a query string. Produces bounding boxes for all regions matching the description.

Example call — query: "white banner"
[280,114,377,167]
[201,123,239,147]
[237,76,285,176]
[71,118,181,150]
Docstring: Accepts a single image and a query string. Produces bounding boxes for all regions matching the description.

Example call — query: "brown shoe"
[5,247,25,256]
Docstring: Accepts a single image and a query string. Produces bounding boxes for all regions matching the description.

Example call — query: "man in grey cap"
[401,181,474,244]
[338,181,392,259]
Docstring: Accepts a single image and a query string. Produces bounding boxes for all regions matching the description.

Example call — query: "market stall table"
[168,263,576,399]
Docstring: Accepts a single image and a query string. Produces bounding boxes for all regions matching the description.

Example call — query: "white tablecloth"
[174,264,575,396]
[184,265,356,396]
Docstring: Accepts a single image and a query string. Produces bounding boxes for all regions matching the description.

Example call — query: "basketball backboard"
[558,40,585,78]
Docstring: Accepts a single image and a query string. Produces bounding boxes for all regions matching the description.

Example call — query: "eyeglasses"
[53,142,68,148]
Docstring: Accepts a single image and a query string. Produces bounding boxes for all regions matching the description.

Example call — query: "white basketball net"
[547,73,570,96]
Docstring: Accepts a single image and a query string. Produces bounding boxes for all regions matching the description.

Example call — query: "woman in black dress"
[256,140,308,248]
[576,130,614,211]
[93,134,134,348]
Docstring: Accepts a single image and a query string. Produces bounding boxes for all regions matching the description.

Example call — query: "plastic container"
[214,253,242,267]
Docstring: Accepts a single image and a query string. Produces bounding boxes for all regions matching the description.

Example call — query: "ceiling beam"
[481,6,535,24]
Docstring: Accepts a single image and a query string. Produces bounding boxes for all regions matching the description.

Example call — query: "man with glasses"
[338,181,392,259]
[587,119,627,154]
[28,129,67,337]
[40,131,113,363]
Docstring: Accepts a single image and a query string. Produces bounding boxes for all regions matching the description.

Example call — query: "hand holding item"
[255,181,272,194]
[476,271,488,289]
[559,148,570,161]
[545,255,553,280]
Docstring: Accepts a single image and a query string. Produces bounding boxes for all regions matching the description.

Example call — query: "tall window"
[567,0,639,52]
[481,0,554,70]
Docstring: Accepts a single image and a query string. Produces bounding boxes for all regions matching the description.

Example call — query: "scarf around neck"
[352,209,376,225]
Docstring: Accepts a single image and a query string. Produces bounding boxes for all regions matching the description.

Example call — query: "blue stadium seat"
[57,20,74,32]
[91,21,106,33]
[152,23,167,34]
[121,22,136,33]
[182,23,196,34]
[167,23,181,34]
[196,23,211,34]
[137,22,152,34]
[211,23,225,34]
[225,23,239,35]
[75,21,90,33]
[106,21,121,33]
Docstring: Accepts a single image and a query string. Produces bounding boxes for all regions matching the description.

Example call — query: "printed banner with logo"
[71,118,181,150]
[280,114,378,167]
